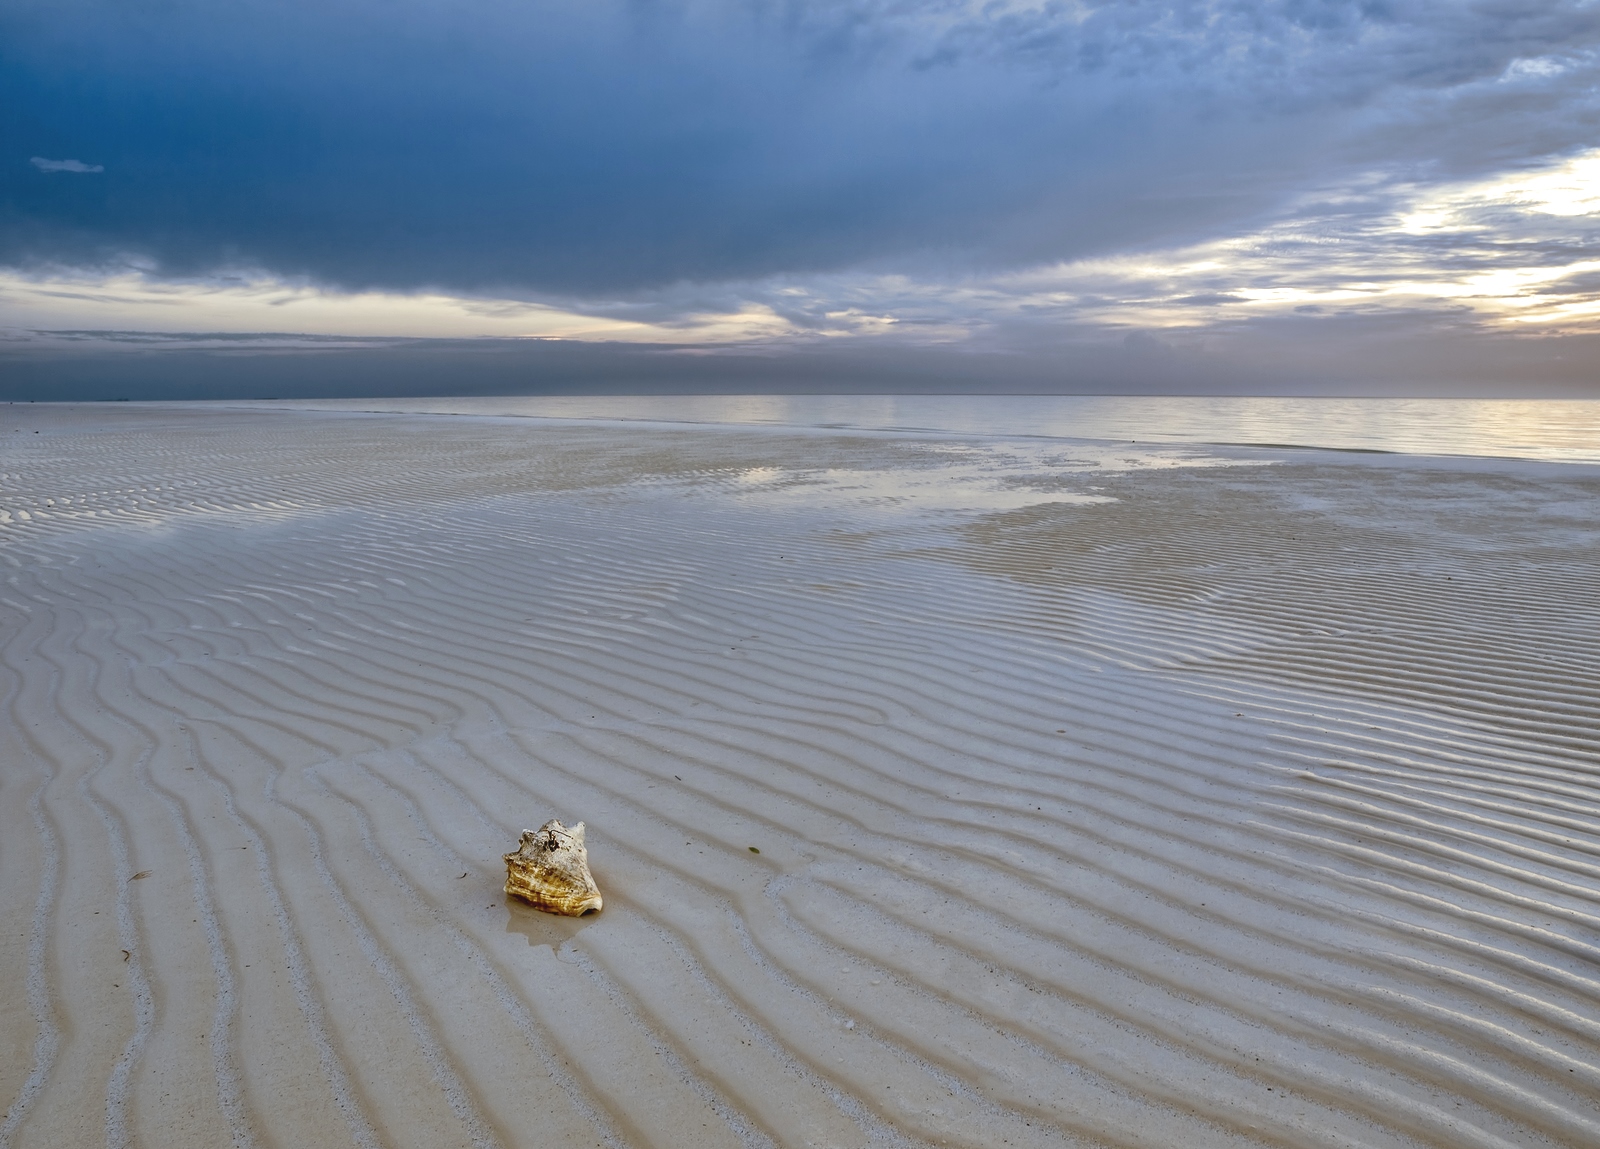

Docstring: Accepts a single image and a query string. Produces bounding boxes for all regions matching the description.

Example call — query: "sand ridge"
[2,404,1599,1148]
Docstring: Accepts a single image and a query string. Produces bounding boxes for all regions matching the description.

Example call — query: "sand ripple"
[2,405,1598,1148]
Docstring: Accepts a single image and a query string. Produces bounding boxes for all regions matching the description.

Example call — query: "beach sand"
[2,403,1598,1148]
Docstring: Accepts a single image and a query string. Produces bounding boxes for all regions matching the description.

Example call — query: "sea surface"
[228,394,1600,464]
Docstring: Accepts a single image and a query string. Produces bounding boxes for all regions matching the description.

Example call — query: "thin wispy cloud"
[29,157,104,173]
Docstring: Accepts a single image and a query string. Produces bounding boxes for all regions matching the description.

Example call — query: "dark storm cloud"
[6,0,1600,297]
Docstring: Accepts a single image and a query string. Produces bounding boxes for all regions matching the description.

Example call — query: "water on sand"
[2,400,1598,1148]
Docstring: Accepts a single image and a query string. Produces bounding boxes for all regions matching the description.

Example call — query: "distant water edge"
[219,395,1600,465]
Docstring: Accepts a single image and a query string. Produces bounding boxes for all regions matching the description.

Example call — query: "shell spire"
[503,820,603,916]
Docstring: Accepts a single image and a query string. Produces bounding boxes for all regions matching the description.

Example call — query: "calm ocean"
[233,395,1600,465]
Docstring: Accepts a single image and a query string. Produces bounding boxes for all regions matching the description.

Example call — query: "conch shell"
[503,820,603,916]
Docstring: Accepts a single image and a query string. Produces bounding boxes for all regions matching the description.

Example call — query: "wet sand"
[3,403,1599,1148]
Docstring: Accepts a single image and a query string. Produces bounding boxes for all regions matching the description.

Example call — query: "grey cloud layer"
[7,0,1600,297]
[6,313,1598,402]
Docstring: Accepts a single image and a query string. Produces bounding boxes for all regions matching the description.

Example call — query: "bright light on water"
[216,395,1600,465]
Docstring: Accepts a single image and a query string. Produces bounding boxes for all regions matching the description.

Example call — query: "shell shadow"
[501,892,599,948]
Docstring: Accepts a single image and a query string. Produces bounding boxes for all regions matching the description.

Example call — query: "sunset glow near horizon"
[7,0,1600,395]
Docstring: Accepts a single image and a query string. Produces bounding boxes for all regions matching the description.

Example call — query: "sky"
[5,0,1600,398]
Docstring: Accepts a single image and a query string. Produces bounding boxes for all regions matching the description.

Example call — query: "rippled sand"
[3,403,1598,1149]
